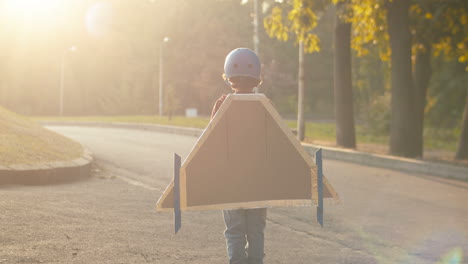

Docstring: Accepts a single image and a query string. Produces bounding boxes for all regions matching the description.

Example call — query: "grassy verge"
[38,115,211,129]
[37,115,459,155]
[0,107,83,166]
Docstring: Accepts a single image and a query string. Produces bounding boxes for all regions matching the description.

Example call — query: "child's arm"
[210,94,227,120]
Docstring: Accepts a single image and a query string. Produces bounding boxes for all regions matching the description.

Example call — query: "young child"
[211,48,267,264]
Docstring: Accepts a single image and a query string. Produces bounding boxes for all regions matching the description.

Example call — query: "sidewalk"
[41,121,468,181]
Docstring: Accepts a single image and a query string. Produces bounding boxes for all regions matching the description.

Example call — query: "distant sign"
[185,108,198,118]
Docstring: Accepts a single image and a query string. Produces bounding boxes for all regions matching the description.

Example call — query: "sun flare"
[3,0,60,23]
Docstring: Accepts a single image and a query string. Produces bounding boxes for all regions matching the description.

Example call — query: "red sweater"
[210,91,254,120]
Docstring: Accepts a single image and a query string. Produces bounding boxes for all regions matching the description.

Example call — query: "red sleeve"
[210,94,227,120]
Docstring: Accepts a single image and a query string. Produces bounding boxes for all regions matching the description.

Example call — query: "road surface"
[1,126,467,264]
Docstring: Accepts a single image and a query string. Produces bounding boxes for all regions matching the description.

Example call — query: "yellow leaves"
[432,34,468,66]
[352,42,369,57]
[353,3,373,17]
[281,29,289,41]
[457,42,465,50]
[433,37,453,57]
[346,0,389,59]
[425,96,437,115]
[459,55,467,63]
[451,26,460,35]
[263,0,320,53]
[461,14,468,25]
[288,0,318,35]
[288,8,315,32]
[410,4,422,15]
[303,33,320,53]
[266,0,468,66]
[264,6,290,42]
[457,40,468,63]
[379,47,391,62]
[332,0,347,4]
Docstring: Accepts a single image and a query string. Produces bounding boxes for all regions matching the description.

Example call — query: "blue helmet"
[224,48,261,80]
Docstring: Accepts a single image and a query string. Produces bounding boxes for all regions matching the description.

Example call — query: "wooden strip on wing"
[156,180,173,211]
[180,167,187,208]
[183,199,313,211]
[311,167,318,206]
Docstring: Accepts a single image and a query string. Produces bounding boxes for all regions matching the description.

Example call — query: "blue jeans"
[223,208,267,264]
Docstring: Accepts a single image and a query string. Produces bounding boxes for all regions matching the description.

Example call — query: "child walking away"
[211,48,266,264]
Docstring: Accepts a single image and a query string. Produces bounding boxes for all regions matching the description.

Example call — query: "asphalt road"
[1,126,467,264]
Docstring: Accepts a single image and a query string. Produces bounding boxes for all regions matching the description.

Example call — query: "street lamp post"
[159,37,169,116]
[253,0,260,93]
[297,41,305,141]
[253,0,260,56]
[59,46,77,116]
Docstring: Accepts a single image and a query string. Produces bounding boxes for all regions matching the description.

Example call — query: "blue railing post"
[174,153,182,234]
[316,149,323,227]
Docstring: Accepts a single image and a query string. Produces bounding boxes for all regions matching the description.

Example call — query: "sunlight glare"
[439,248,463,264]
[3,0,60,21]
[85,1,113,37]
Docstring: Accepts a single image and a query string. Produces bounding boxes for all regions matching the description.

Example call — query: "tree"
[456,85,468,159]
[264,0,324,141]
[410,0,468,158]
[264,0,357,147]
[387,0,419,157]
[164,84,180,120]
[348,0,468,158]
[333,1,356,148]
[343,0,421,157]
[426,1,468,159]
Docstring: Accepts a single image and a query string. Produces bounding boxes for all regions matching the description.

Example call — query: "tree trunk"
[413,45,432,157]
[456,88,468,160]
[334,3,356,149]
[387,0,419,157]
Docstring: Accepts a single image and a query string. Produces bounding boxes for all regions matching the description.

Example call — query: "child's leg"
[246,208,267,264]
[223,209,248,264]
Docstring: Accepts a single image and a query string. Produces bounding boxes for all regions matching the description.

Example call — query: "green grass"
[38,115,210,129]
[36,114,459,154]
[285,120,337,142]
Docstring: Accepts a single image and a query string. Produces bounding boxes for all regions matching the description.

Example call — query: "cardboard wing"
[156,94,338,212]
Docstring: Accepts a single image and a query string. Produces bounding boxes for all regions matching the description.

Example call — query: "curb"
[0,148,93,186]
[301,144,468,181]
[42,121,468,181]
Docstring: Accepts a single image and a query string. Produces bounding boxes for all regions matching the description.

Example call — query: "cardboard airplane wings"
[156,94,338,232]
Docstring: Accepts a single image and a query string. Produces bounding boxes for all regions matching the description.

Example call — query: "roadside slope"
[0,106,83,166]
[0,106,92,185]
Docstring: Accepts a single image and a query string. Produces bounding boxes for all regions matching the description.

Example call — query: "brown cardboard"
[156,94,338,212]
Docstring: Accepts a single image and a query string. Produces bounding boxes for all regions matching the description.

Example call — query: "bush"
[361,92,391,135]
